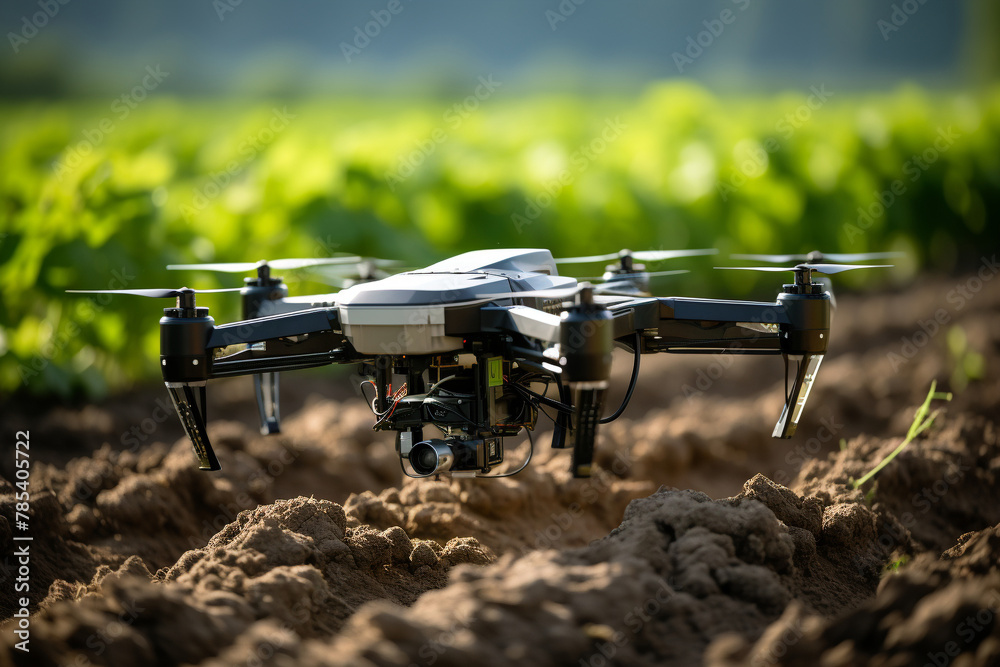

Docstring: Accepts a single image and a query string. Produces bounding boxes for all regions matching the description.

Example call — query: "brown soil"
[1,272,998,666]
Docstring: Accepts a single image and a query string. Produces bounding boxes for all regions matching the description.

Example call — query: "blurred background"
[1,0,998,398]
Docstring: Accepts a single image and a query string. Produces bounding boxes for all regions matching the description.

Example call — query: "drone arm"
[160,307,355,470]
[634,293,831,437]
[207,308,340,347]
[640,297,789,354]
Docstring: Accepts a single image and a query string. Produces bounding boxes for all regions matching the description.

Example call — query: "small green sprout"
[852,381,952,490]
[885,555,909,574]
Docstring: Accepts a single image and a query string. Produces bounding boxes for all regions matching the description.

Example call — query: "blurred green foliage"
[2,82,999,398]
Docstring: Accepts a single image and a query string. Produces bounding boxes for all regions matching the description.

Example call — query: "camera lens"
[408,440,455,476]
[414,447,437,473]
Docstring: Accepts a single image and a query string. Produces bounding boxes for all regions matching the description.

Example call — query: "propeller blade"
[631,249,718,262]
[646,269,690,277]
[555,248,717,264]
[167,262,260,272]
[269,257,364,270]
[729,253,806,263]
[800,263,894,275]
[310,274,351,288]
[167,257,364,272]
[311,259,402,277]
[577,269,690,281]
[66,287,243,298]
[554,252,620,264]
[814,251,905,263]
[730,251,904,263]
[716,266,799,273]
[715,264,893,275]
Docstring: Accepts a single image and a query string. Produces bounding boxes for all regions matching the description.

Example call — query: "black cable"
[508,382,574,414]
[491,428,534,478]
[426,374,466,397]
[360,380,377,415]
[537,404,559,424]
[600,332,641,424]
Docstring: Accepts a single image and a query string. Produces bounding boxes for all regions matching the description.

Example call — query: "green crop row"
[1,82,999,397]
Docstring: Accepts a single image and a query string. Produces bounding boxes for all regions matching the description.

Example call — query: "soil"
[1,271,998,666]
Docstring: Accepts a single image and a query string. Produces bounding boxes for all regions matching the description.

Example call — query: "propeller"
[555,248,718,264]
[166,257,364,272]
[311,258,401,273]
[66,287,243,298]
[309,258,404,288]
[730,251,903,264]
[715,263,893,276]
[577,269,689,281]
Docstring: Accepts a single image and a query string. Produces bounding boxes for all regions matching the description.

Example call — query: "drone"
[68,248,896,479]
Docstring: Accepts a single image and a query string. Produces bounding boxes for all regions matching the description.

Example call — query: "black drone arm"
[640,292,831,437]
[482,288,831,477]
[639,297,789,354]
[159,306,354,470]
